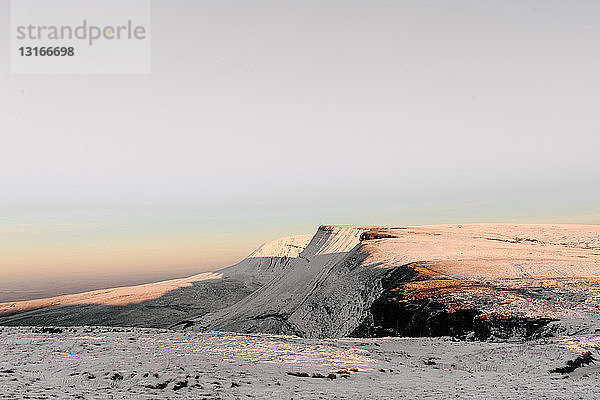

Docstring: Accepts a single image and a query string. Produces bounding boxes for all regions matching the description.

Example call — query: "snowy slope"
[218,234,313,283]
[194,225,371,336]
[0,235,312,327]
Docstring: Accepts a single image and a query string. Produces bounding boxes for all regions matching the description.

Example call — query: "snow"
[246,235,313,259]
[0,326,598,399]
[194,225,372,336]
[218,234,313,283]
[0,272,222,315]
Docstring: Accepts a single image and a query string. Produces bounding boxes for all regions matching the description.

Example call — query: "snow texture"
[1,326,599,399]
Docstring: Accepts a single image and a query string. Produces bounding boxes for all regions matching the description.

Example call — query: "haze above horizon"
[1,1,599,299]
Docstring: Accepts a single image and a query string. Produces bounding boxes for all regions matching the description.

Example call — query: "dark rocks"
[39,327,63,334]
[287,371,339,379]
[110,372,123,381]
[353,295,556,340]
[146,379,172,390]
[360,231,396,241]
[172,379,188,391]
[286,371,309,377]
[550,351,595,374]
[82,372,95,379]
[351,264,557,341]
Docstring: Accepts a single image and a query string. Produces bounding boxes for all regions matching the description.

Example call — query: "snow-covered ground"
[1,326,598,399]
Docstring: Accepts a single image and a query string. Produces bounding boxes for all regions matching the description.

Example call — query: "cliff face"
[194,225,378,336]
[2,224,600,339]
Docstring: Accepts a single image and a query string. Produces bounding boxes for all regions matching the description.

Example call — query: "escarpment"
[191,224,600,339]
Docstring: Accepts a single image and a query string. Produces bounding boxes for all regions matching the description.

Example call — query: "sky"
[1,0,599,300]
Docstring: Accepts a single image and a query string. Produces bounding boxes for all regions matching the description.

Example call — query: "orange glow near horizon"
[0,236,251,284]
[0,216,294,287]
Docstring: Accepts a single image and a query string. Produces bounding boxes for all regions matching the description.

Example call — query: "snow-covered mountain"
[1,224,600,339]
[0,234,313,327]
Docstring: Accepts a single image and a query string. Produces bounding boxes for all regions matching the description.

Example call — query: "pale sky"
[1,0,599,300]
